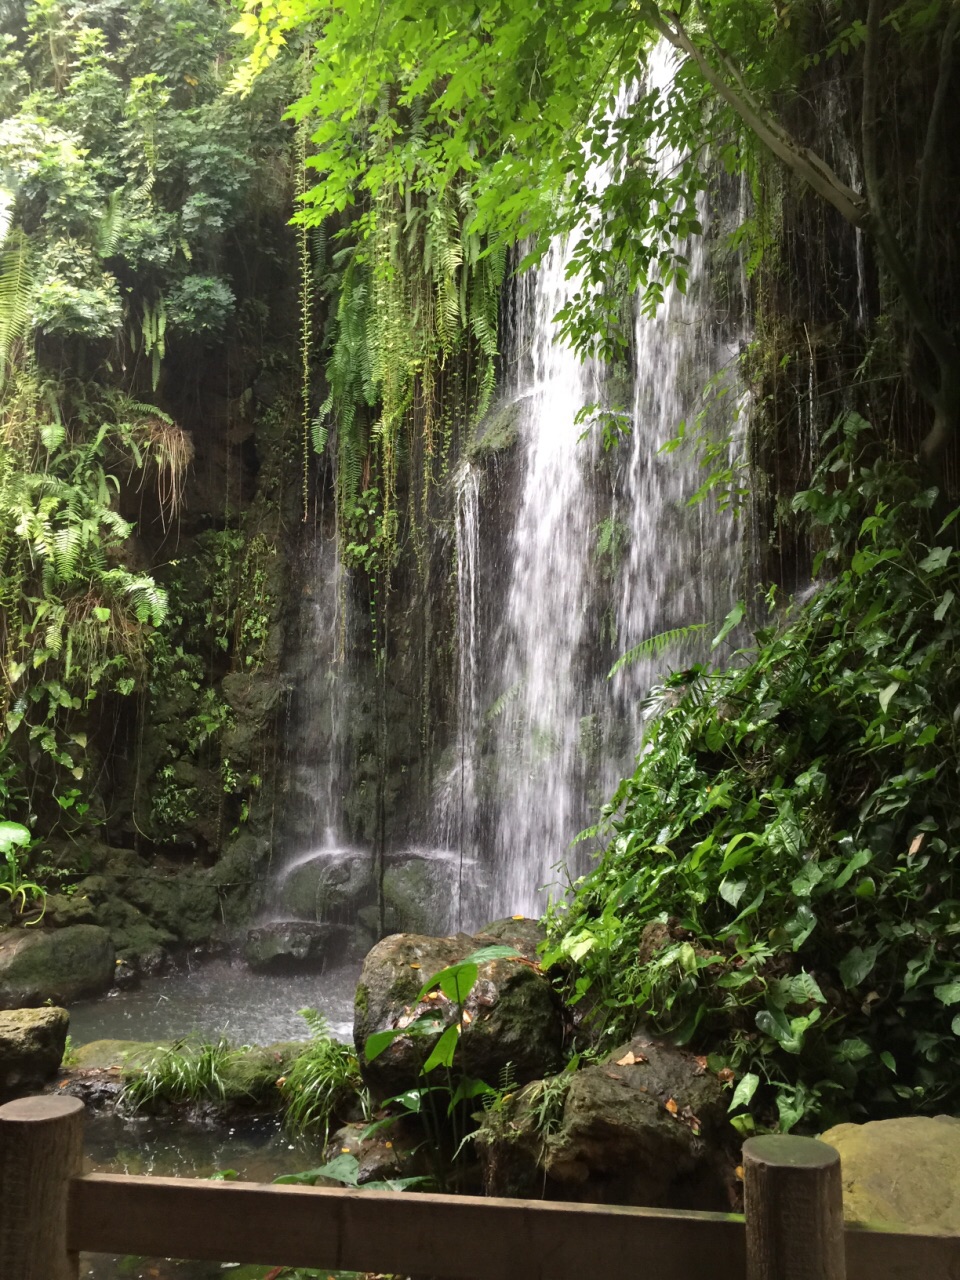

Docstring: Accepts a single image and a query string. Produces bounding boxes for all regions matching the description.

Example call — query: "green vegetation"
[119,1037,238,1111]
[280,1009,367,1141]
[546,414,960,1131]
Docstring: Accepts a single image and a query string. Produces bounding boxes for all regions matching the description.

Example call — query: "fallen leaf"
[512,914,524,920]
[735,1165,744,1181]
[908,834,924,856]
[341,1147,351,1154]
[462,1010,473,1024]
[665,1097,678,1114]
[275,1076,286,1087]
[384,1141,393,1149]
[410,963,421,970]
[717,1067,735,1084]
[615,1051,648,1066]
[694,1055,708,1074]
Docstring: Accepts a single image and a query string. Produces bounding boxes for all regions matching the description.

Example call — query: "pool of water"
[80,1111,330,1280]
[69,958,360,1047]
[72,957,365,1279]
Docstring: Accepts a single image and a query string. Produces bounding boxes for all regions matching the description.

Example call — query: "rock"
[820,1116,960,1231]
[278,848,374,923]
[242,921,349,971]
[0,925,115,1008]
[70,1039,166,1069]
[354,930,564,1099]
[220,1041,306,1104]
[326,1118,434,1187]
[0,1007,69,1095]
[477,1034,736,1210]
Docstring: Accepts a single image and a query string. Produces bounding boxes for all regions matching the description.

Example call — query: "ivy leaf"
[719,877,747,907]
[728,1071,759,1111]
[919,546,951,573]
[838,944,879,990]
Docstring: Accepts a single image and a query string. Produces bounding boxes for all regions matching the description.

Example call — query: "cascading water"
[446,45,745,924]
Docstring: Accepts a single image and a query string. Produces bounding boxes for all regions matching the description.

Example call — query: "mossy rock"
[70,1038,169,1069]
[0,925,115,1008]
[478,1035,736,1210]
[220,1040,307,1104]
[0,1007,69,1096]
[821,1116,960,1231]
[354,929,564,1099]
[467,399,522,460]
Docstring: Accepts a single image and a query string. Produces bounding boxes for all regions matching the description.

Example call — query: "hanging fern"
[0,232,33,390]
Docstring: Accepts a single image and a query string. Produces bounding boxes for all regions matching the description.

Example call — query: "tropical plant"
[238,0,959,470]
[362,945,519,1175]
[0,817,44,919]
[280,1009,367,1142]
[545,412,960,1133]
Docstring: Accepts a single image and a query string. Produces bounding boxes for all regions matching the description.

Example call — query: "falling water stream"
[73,49,745,1280]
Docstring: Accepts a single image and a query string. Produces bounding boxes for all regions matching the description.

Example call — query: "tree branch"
[651,9,868,228]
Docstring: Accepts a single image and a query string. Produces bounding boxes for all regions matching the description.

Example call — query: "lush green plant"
[546,414,960,1133]
[275,1150,429,1194]
[119,1038,238,1111]
[280,1009,367,1142]
[363,945,518,1176]
[0,818,44,919]
[239,0,958,464]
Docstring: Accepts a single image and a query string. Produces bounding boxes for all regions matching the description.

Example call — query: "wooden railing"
[1,1095,958,1280]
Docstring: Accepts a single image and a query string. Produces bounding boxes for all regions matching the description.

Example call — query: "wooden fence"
[0,1095,958,1280]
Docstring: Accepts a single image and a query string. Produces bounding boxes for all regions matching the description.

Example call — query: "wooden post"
[743,1135,845,1280]
[0,1094,84,1280]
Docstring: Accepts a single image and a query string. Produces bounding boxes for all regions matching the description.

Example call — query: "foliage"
[238,0,959,462]
[280,1009,367,1143]
[363,945,518,1179]
[119,1037,238,1111]
[0,816,44,918]
[546,414,960,1132]
[275,1151,429,1194]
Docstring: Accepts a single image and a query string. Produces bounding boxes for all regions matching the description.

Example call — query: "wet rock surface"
[354,923,564,1099]
[0,1006,69,1097]
[478,1034,738,1210]
[242,921,351,971]
[821,1115,960,1231]
[0,924,115,1008]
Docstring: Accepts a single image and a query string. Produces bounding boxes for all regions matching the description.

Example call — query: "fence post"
[743,1134,845,1280]
[0,1094,84,1280]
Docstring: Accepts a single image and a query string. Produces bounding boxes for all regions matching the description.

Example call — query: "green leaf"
[838,944,879,990]
[880,1051,896,1073]
[951,1014,960,1036]
[728,1071,759,1111]
[878,681,900,713]
[919,546,951,573]
[711,601,745,650]
[934,589,954,621]
[933,982,960,1006]
[719,877,747,907]
[422,1023,459,1073]
[0,821,30,854]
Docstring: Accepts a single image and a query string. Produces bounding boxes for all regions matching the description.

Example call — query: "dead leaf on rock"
[615,1051,648,1066]
[665,1097,679,1115]
[694,1055,708,1074]
[717,1067,735,1084]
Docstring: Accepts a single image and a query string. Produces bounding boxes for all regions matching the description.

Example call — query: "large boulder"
[0,1007,69,1096]
[0,925,115,1008]
[821,1116,960,1231]
[354,924,563,1098]
[478,1034,737,1210]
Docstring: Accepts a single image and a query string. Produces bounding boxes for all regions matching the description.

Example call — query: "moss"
[466,398,522,460]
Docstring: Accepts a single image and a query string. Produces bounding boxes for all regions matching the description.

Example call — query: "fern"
[0,232,33,389]
[608,624,709,679]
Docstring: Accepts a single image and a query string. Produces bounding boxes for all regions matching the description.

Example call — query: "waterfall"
[449,44,745,924]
